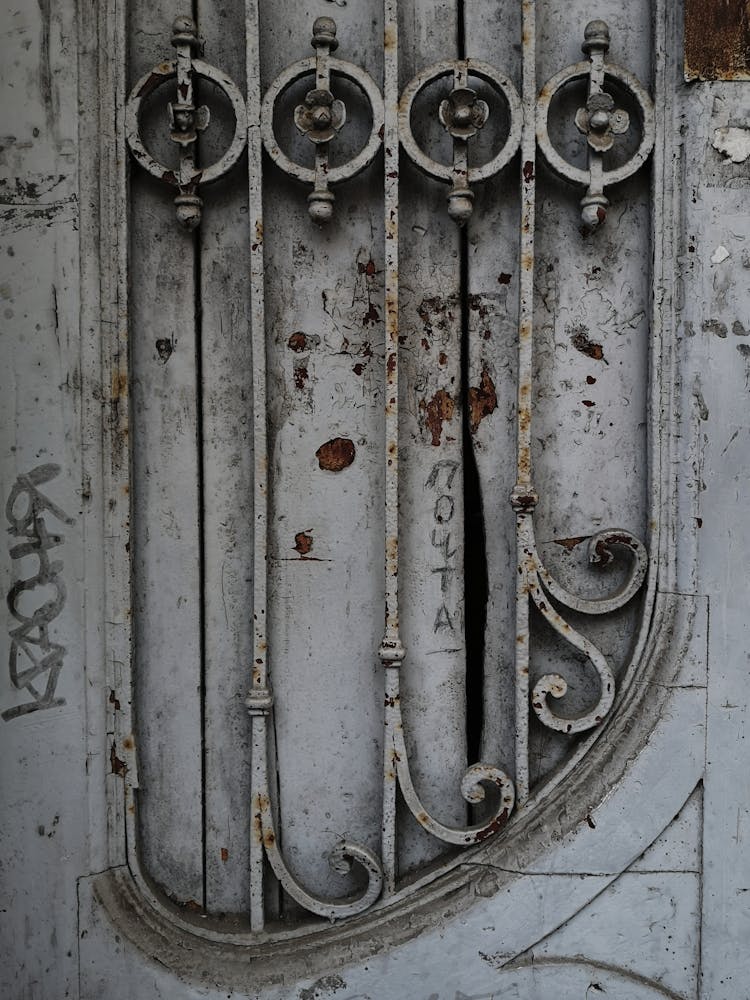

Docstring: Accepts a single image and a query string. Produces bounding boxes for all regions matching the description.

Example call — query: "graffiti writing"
[426,460,460,634]
[3,464,74,722]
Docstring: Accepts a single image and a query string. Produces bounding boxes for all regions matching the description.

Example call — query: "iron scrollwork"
[123,10,656,929]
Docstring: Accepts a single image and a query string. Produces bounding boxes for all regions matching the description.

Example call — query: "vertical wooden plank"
[396,0,466,874]
[260,2,386,901]
[462,0,523,787]
[129,1,204,904]
[195,0,254,915]
[527,0,651,787]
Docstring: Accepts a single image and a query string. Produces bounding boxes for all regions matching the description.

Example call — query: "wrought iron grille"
[124,1,655,930]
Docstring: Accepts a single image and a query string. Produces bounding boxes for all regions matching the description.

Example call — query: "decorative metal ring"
[398,59,523,184]
[260,56,385,186]
[125,59,247,187]
[536,60,655,188]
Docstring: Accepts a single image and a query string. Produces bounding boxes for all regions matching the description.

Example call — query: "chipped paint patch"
[711,245,731,264]
[293,531,313,556]
[315,437,356,471]
[468,368,498,433]
[419,388,455,446]
[713,126,750,163]
[568,323,606,362]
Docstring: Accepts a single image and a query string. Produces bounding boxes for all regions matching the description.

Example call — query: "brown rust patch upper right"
[685,0,750,80]
[316,437,356,472]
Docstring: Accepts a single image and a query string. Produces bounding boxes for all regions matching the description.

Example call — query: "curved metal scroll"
[527,526,647,734]
[536,19,655,229]
[125,16,247,229]
[260,17,385,223]
[247,688,383,922]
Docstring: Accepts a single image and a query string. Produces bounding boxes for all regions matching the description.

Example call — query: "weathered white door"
[1,1,748,998]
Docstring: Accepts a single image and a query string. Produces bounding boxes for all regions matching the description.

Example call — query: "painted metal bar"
[244,0,269,933]
[380,0,403,897]
[512,0,537,807]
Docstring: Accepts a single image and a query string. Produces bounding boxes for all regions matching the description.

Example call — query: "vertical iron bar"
[245,0,269,932]
[380,0,404,896]
[512,0,537,806]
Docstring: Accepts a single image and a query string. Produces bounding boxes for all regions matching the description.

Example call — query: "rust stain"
[554,535,587,551]
[293,530,313,556]
[316,437,356,471]
[569,324,606,362]
[438,351,448,366]
[110,742,127,777]
[357,258,377,276]
[685,0,750,80]
[386,352,396,375]
[293,363,309,391]
[263,830,276,848]
[111,371,128,401]
[123,736,134,751]
[468,368,498,434]
[419,388,455,446]
[288,331,308,352]
[221,847,229,862]
[473,808,510,842]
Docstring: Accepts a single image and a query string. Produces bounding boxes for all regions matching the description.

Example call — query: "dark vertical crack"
[457,2,487,770]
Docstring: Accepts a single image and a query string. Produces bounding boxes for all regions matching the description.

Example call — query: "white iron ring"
[260,56,385,185]
[125,59,248,186]
[398,59,523,184]
[536,60,655,187]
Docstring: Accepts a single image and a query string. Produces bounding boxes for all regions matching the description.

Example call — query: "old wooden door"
[1,1,748,998]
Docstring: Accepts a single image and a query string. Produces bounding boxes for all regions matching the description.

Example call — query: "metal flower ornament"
[537,19,655,229]
[261,17,384,224]
[124,16,247,229]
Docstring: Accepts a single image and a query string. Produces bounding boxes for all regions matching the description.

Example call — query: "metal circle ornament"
[399,59,523,224]
[260,18,385,224]
[536,20,655,230]
[125,16,247,230]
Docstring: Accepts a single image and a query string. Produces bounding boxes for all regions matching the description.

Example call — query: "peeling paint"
[419,388,455,446]
[713,126,750,163]
[568,324,606,361]
[468,368,498,434]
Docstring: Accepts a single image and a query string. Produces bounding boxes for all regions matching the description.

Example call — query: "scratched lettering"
[427,460,460,634]
[3,464,74,721]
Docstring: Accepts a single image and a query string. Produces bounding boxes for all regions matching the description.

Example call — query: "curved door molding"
[85,0,695,989]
